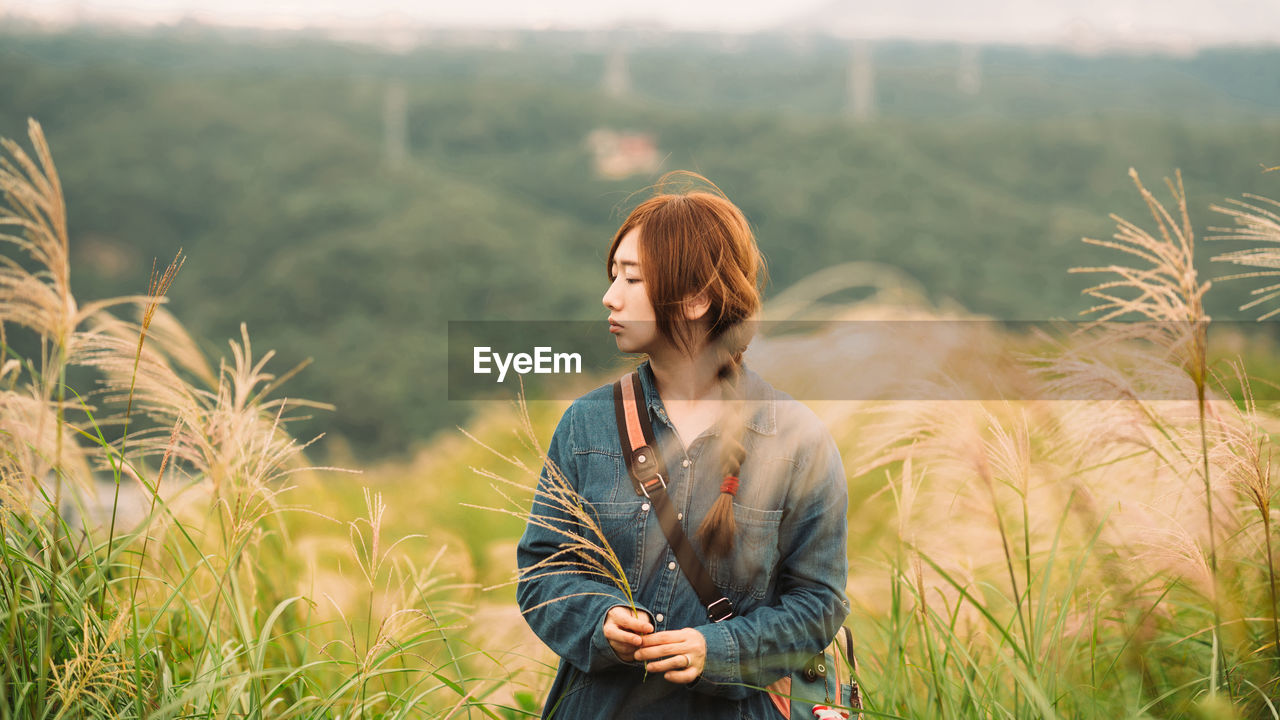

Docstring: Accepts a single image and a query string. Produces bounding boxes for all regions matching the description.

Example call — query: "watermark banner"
[448,320,1280,401]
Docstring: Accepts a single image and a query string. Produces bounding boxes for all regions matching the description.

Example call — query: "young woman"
[516,173,849,719]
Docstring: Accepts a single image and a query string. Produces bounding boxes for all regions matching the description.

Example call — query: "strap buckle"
[638,472,667,499]
[630,443,667,498]
[706,597,735,622]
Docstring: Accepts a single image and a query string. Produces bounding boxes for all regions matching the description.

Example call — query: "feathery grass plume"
[1071,169,1210,372]
[874,432,1074,718]
[154,328,346,701]
[94,250,184,614]
[1210,184,1280,319]
[48,612,136,713]
[80,318,335,554]
[848,326,1256,714]
[1205,360,1280,665]
[70,312,205,541]
[888,454,920,550]
[461,379,638,616]
[76,312,201,426]
[0,383,95,501]
[1127,501,1218,598]
[123,251,185,432]
[0,118,73,359]
[142,305,216,387]
[1068,167,1229,693]
[114,249,184,467]
[0,119,150,517]
[0,120,152,389]
[310,487,477,718]
[860,400,1050,627]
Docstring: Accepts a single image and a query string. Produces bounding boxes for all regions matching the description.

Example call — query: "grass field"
[3,118,1280,718]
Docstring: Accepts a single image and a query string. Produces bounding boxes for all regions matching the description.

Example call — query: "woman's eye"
[626,278,642,284]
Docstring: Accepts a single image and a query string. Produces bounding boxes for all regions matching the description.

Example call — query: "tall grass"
[0,120,530,718]
[5,114,1279,719]
[844,167,1280,719]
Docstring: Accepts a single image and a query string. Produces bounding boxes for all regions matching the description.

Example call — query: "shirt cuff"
[698,621,740,685]
[685,624,749,698]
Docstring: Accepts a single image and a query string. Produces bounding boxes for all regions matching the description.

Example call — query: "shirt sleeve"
[515,402,651,673]
[691,430,850,699]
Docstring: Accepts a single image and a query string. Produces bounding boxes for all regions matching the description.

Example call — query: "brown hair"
[606,171,767,558]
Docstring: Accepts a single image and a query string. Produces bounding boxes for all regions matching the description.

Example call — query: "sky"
[9,0,819,32]
[7,0,1280,45]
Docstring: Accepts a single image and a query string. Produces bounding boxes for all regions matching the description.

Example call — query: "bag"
[764,626,861,719]
[612,371,863,719]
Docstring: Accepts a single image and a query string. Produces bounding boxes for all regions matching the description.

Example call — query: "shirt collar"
[634,357,777,436]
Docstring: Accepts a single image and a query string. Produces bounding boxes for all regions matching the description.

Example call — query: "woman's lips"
[609,321,623,334]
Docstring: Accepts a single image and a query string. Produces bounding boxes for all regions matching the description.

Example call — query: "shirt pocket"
[582,500,647,594]
[574,448,626,504]
[707,503,783,601]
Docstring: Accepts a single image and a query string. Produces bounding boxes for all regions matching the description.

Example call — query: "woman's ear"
[683,292,711,322]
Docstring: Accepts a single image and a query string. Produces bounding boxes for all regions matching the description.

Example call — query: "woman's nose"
[602,279,621,311]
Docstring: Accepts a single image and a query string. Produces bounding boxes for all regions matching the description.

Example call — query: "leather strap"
[612,374,665,498]
[614,371,734,623]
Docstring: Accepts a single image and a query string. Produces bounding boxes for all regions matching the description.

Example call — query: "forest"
[2,25,1278,456]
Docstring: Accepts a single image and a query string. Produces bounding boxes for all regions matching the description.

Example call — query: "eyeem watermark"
[473,346,582,383]
[448,319,1280,401]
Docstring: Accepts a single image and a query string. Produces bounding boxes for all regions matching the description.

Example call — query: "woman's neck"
[647,345,725,404]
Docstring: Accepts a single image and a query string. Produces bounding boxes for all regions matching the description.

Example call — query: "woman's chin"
[612,337,645,355]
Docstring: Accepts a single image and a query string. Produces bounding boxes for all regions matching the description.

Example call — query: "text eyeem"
[473,346,583,383]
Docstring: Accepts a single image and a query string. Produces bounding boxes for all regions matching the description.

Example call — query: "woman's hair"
[606,171,767,558]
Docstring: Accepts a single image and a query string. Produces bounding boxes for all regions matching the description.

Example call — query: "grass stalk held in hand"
[461,380,639,617]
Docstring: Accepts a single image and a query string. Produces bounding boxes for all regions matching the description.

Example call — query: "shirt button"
[655,613,665,623]
[641,503,650,511]
[667,561,677,571]
[681,458,690,468]
[677,512,683,521]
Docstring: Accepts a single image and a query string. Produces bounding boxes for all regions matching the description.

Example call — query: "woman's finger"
[643,652,691,674]
[638,629,686,646]
[609,643,637,662]
[663,666,701,685]
[603,624,643,646]
[633,640,689,662]
[609,608,653,634]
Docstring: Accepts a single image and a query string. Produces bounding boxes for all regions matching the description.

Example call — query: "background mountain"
[2,25,1277,457]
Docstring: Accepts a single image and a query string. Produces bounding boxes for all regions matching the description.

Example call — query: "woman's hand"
[602,606,654,662]
[634,628,707,684]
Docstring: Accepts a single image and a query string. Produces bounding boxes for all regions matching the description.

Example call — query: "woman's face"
[603,227,663,355]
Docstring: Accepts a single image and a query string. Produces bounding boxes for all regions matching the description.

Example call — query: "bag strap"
[613,371,735,623]
[614,371,863,714]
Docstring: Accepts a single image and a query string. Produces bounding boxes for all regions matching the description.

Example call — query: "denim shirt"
[516,359,850,720]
